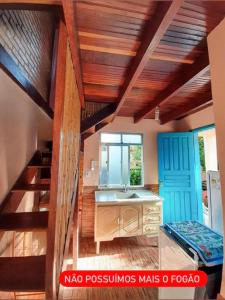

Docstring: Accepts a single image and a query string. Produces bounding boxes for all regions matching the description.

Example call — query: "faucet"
[124,184,128,193]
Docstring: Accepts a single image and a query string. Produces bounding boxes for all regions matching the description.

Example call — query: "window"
[99,133,144,187]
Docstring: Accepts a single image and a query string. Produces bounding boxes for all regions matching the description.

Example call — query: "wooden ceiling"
[73,0,225,123]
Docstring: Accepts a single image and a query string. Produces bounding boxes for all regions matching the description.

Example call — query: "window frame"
[99,132,144,188]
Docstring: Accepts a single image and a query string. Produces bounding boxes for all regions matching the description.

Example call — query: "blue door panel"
[158,132,202,224]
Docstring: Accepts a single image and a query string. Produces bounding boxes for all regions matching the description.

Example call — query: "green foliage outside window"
[130,145,142,185]
[130,168,142,185]
[198,136,206,172]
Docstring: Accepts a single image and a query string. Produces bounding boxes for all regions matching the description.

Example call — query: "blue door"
[158,132,202,224]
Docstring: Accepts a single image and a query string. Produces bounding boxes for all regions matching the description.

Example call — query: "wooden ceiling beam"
[134,53,210,123]
[176,101,213,120]
[160,92,212,125]
[81,120,111,152]
[0,0,61,4]
[81,103,116,134]
[62,0,85,108]
[113,0,183,117]
[95,122,109,132]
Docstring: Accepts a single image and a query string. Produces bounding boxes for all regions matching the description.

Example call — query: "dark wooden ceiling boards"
[75,0,225,123]
[134,52,210,122]
[62,0,85,108]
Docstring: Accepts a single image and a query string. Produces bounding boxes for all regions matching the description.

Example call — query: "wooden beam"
[0,45,53,118]
[79,44,194,65]
[49,26,59,110]
[81,119,112,152]
[81,103,116,133]
[134,53,210,123]
[0,0,60,5]
[113,0,183,117]
[95,121,109,132]
[12,183,50,192]
[0,3,59,10]
[176,101,213,121]
[45,19,67,300]
[160,92,212,124]
[62,0,85,108]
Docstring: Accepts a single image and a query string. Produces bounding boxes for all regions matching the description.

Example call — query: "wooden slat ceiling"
[75,0,225,123]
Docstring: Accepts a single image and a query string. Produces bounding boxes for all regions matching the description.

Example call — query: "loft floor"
[62,236,158,300]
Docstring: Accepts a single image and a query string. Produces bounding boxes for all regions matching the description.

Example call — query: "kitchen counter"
[94,189,163,254]
[95,189,162,205]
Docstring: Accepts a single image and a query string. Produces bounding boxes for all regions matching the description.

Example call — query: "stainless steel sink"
[115,192,140,200]
[128,193,140,199]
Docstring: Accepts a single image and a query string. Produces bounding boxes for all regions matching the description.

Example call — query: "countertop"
[95,189,162,205]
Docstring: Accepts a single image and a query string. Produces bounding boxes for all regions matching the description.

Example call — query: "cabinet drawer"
[143,224,159,235]
[143,204,161,214]
[143,213,161,224]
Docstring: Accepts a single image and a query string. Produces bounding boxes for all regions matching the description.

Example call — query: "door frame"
[192,123,215,224]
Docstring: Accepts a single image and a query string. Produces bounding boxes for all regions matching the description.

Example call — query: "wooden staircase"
[0,146,52,293]
[12,184,50,192]
[0,256,46,292]
[0,212,48,231]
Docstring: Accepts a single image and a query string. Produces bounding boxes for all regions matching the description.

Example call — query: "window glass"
[100,145,108,185]
[101,133,121,143]
[108,145,122,185]
[122,134,142,144]
[99,133,143,187]
[122,146,129,185]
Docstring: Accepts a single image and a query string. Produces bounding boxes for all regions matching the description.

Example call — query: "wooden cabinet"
[95,200,162,254]
[95,206,120,241]
[120,205,142,237]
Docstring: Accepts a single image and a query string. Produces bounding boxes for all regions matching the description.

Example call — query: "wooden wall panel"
[46,20,81,299]
[80,186,96,238]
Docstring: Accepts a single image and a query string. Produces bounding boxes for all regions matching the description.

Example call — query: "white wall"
[208,17,225,298]
[83,117,176,186]
[199,129,218,172]
[0,69,52,205]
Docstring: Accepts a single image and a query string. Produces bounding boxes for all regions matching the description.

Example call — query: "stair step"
[27,163,51,169]
[40,179,51,184]
[0,212,48,231]
[12,184,50,192]
[0,255,45,291]
[39,194,50,209]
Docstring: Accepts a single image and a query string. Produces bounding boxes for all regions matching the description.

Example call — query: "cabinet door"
[95,206,120,241]
[120,205,142,237]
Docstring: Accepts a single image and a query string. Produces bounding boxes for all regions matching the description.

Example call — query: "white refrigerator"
[207,170,224,235]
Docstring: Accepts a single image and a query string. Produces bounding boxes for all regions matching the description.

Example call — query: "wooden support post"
[45,19,67,300]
